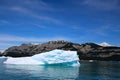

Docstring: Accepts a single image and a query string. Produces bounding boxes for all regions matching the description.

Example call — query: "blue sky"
[0,0,120,49]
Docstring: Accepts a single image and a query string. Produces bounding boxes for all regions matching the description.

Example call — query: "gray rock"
[0,52,2,56]
[2,40,120,61]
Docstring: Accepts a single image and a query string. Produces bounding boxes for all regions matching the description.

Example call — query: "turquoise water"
[0,61,120,80]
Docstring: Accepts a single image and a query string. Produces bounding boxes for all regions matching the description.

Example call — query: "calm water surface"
[0,61,120,80]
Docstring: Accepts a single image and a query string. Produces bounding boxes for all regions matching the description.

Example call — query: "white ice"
[0,49,80,66]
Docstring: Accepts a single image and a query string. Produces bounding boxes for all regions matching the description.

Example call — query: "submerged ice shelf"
[0,49,80,66]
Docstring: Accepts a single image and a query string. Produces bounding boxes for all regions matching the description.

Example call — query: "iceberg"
[1,49,80,66]
[0,57,7,64]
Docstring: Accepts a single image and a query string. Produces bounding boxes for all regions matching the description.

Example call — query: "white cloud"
[32,23,47,29]
[0,43,15,46]
[86,25,115,36]
[82,0,120,11]
[72,26,81,30]
[0,34,71,49]
[0,20,9,24]
[9,6,61,24]
[1,0,62,24]
[33,14,61,24]
[24,0,48,6]
[10,7,29,14]
[0,42,17,51]
[0,34,70,42]
[23,0,52,10]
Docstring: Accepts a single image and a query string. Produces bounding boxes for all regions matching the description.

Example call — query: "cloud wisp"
[9,6,62,24]
[23,0,54,11]
[81,25,120,37]
[0,0,62,24]
[0,34,71,49]
[0,34,70,42]
[0,42,15,46]
[82,0,120,11]
[0,20,9,24]
[32,23,47,29]
[0,42,17,50]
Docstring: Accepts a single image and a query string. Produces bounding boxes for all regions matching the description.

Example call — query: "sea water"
[0,61,120,80]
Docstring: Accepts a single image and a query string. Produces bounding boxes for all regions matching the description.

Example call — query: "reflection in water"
[76,61,120,80]
[0,61,120,80]
[3,65,79,80]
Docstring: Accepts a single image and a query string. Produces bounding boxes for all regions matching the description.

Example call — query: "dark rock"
[0,52,2,56]
[78,45,120,61]
[3,43,38,57]
[2,40,120,61]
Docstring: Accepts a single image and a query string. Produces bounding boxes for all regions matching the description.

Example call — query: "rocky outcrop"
[3,44,38,57]
[2,40,120,61]
[3,41,71,57]
[78,43,120,61]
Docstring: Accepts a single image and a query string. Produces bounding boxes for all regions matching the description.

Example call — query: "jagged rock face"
[78,45,120,61]
[2,40,120,61]
[31,41,69,53]
[3,44,38,57]
[3,41,73,57]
